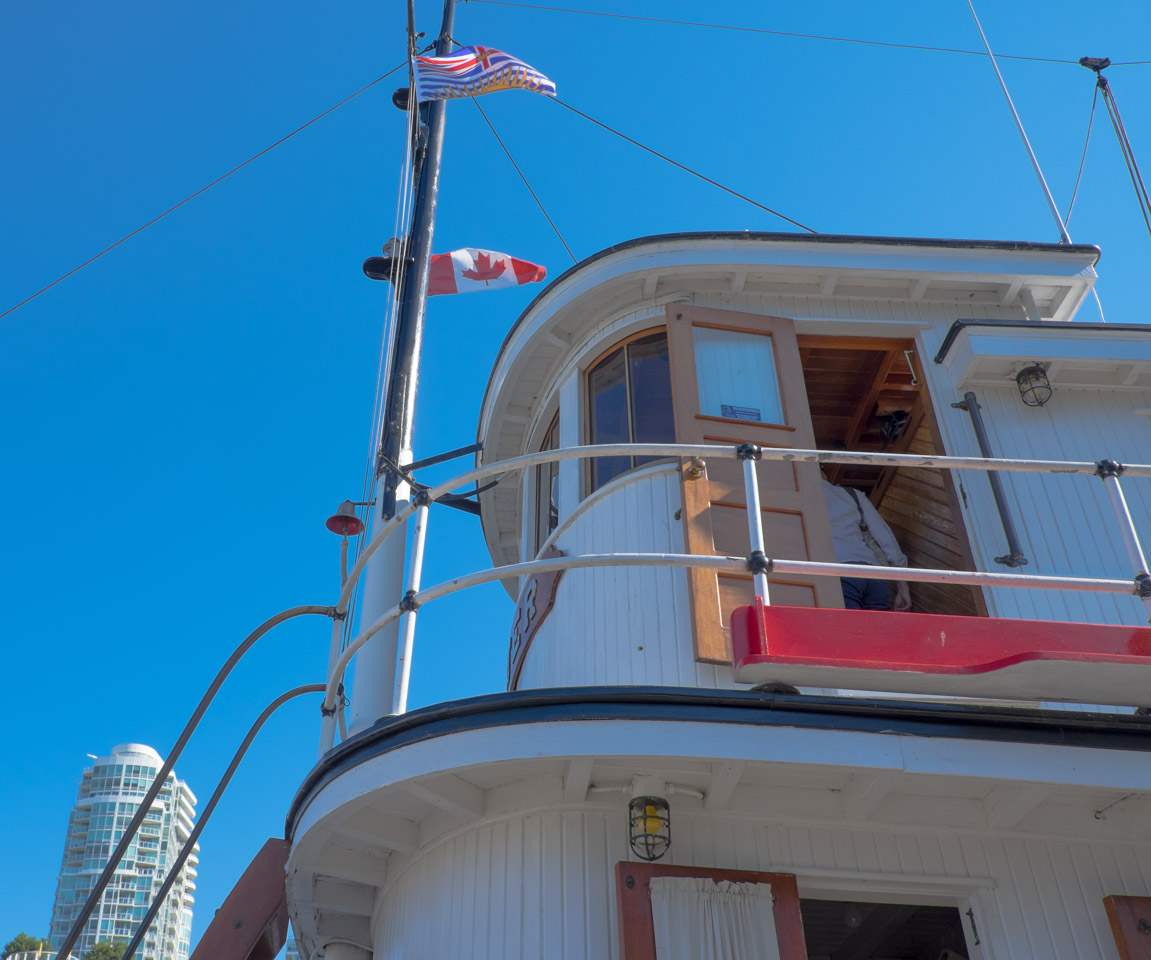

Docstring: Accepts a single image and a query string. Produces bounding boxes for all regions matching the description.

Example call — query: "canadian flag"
[427,248,547,296]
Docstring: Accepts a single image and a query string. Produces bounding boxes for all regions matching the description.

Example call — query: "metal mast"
[378,0,456,519]
[347,0,457,733]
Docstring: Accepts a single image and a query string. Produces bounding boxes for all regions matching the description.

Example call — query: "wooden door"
[667,304,841,663]
[1105,896,1151,960]
[616,862,808,960]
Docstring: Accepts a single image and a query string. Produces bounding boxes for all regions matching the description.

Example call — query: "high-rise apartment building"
[49,744,198,960]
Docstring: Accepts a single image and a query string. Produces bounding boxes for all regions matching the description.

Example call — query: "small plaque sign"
[720,403,761,422]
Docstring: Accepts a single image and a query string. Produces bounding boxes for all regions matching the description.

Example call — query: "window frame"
[615,861,808,960]
[583,325,675,495]
[533,411,561,555]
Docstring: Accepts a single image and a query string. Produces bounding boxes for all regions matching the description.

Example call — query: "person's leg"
[840,576,865,609]
[860,579,893,611]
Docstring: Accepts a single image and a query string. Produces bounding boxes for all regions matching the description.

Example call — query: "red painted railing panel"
[731,600,1151,704]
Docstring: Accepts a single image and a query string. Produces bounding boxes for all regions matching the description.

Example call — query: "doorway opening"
[798,336,986,618]
[800,898,970,960]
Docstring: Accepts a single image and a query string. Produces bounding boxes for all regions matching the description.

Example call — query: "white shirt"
[821,479,908,567]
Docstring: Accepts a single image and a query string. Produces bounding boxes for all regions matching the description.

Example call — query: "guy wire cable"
[1092,65,1151,241]
[1,65,406,322]
[964,0,1071,245]
[1064,84,1099,229]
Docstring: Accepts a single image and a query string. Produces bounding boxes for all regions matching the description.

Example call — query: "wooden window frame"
[533,411,560,555]
[1105,895,1151,960]
[689,320,793,431]
[584,326,673,495]
[615,861,808,960]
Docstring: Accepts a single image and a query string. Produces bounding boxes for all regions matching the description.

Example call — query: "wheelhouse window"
[534,414,560,553]
[587,329,675,491]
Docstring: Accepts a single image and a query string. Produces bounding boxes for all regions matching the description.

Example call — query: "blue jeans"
[840,575,892,611]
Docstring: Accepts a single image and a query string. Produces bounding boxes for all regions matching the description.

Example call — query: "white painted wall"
[372,806,1151,960]
[922,334,1151,627]
[516,463,746,691]
[506,287,1151,705]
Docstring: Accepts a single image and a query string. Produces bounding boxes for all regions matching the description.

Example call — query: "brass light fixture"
[628,795,671,861]
[1016,363,1052,407]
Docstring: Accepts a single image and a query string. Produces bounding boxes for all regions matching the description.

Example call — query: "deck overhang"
[285,687,1151,957]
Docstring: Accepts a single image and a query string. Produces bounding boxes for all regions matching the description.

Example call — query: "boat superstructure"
[283,231,1151,960]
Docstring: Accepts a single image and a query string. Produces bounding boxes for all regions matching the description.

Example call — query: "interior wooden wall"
[877,420,983,617]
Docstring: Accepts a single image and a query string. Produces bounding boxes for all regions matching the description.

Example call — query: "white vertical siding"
[512,295,1151,703]
[515,464,743,691]
[920,336,1151,628]
[373,808,1151,960]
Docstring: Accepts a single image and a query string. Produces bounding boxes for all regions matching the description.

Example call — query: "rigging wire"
[471,97,577,262]
[964,0,1071,245]
[463,0,1134,66]
[1098,74,1151,242]
[1064,84,1098,229]
[0,64,406,322]
[345,73,422,657]
[552,97,817,233]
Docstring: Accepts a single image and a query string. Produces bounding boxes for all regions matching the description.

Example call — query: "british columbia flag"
[413,46,556,102]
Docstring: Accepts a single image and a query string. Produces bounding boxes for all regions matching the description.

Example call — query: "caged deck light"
[1016,363,1052,407]
[628,795,671,861]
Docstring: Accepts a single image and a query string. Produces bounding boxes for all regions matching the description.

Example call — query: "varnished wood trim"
[616,862,808,960]
[796,334,917,351]
[696,414,797,431]
[669,304,841,663]
[1104,895,1151,960]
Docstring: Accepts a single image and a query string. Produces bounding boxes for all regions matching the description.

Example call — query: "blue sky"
[1,0,1149,951]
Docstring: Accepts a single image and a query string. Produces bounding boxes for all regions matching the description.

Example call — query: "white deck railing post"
[738,444,770,603]
[392,493,432,715]
[1096,459,1151,623]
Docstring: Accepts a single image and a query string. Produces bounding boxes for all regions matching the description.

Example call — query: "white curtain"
[650,877,781,960]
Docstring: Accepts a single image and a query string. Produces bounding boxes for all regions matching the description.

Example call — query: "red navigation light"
[326,500,365,537]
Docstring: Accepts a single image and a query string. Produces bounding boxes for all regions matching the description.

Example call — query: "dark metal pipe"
[377,0,457,520]
[52,606,334,960]
[951,391,1028,567]
[120,685,326,960]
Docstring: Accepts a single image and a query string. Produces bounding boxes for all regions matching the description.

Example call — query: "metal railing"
[318,443,1151,754]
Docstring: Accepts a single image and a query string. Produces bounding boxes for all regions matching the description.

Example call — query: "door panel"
[668,305,841,663]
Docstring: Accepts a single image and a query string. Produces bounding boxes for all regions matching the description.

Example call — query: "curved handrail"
[336,442,1151,614]
[320,551,1135,729]
[322,442,1151,753]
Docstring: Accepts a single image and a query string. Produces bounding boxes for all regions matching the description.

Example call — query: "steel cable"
[551,97,817,233]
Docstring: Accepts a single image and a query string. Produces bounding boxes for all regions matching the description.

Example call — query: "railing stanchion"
[738,444,770,603]
[1096,459,1151,622]
[392,492,433,715]
[319,615,345,755]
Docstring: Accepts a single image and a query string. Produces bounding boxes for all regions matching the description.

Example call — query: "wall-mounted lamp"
[628,795,671,861]
[1016,363,1052,407]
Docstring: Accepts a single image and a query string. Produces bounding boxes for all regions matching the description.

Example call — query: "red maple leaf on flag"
[461,251,507,285]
